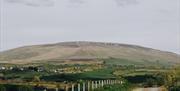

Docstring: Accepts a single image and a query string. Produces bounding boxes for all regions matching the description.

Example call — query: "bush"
[0,85,6,91]
[169,86,180,91]
[144,78,157,87]
[17,85,34,91]
[0,84,35,91]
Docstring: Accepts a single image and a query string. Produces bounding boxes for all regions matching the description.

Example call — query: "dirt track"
[132,87,166,91]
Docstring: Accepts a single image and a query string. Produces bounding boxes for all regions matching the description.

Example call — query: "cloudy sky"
[0,0,180,54]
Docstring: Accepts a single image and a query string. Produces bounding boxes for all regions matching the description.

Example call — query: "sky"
[0,0,180,54]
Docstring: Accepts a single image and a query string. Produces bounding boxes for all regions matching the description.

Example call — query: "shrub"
[0,85,6,91]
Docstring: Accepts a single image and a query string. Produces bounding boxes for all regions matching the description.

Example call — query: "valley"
[0,42,179,91]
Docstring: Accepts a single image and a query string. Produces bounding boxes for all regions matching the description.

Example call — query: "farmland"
[0,62,179,91]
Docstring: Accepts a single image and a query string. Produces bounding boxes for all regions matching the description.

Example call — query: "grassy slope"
[0,41,179,66]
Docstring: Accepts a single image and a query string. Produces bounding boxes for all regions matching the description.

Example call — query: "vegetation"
[0,84,35,91]
[93,82,136,91]
[41,68,115,81]
[0,62,179,91]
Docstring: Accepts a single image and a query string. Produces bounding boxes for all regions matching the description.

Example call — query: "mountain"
[0,41,179,66]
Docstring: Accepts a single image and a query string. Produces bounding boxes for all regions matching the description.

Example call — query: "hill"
[0,41,179,66]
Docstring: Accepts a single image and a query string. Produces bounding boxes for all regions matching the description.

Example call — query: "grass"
[102,58,173,67]
[102,58,151,66]
[41,68,116,82]
[2,70,51,81]
[113,68,168,77]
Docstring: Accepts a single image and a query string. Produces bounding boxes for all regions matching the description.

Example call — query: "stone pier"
[83,82,85,91]
[78,83,81,91]
[98,80,101,88]
[55,88,58,91]
[87,81,90,91]
[65,85,69,91]
[92,81,94,90]
[101,80,104,87]
[71,84,75,91]
[95,81,98,88]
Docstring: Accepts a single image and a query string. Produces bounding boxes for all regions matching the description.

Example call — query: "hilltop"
[0,41,179,65]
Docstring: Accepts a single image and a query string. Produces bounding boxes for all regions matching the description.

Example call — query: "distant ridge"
[0,41,179,65]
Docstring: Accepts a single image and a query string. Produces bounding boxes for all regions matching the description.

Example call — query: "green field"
[0,63,179,91]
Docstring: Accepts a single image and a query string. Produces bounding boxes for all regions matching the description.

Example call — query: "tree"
[0,85,6,91]
[18,85,34,91]
[145,78,156,87]
[32,75,40,82]
[155,66,180,88]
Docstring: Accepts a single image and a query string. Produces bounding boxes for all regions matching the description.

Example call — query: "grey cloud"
[5,0,139,7]
[68,0,139,6]
[69,0,85,4]
[114,0,138,6]
[5,0,55,7]
[5,0,22,3]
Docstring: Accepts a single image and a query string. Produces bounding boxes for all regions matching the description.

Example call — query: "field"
[0,61,179,91]
[0,42,179,91]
